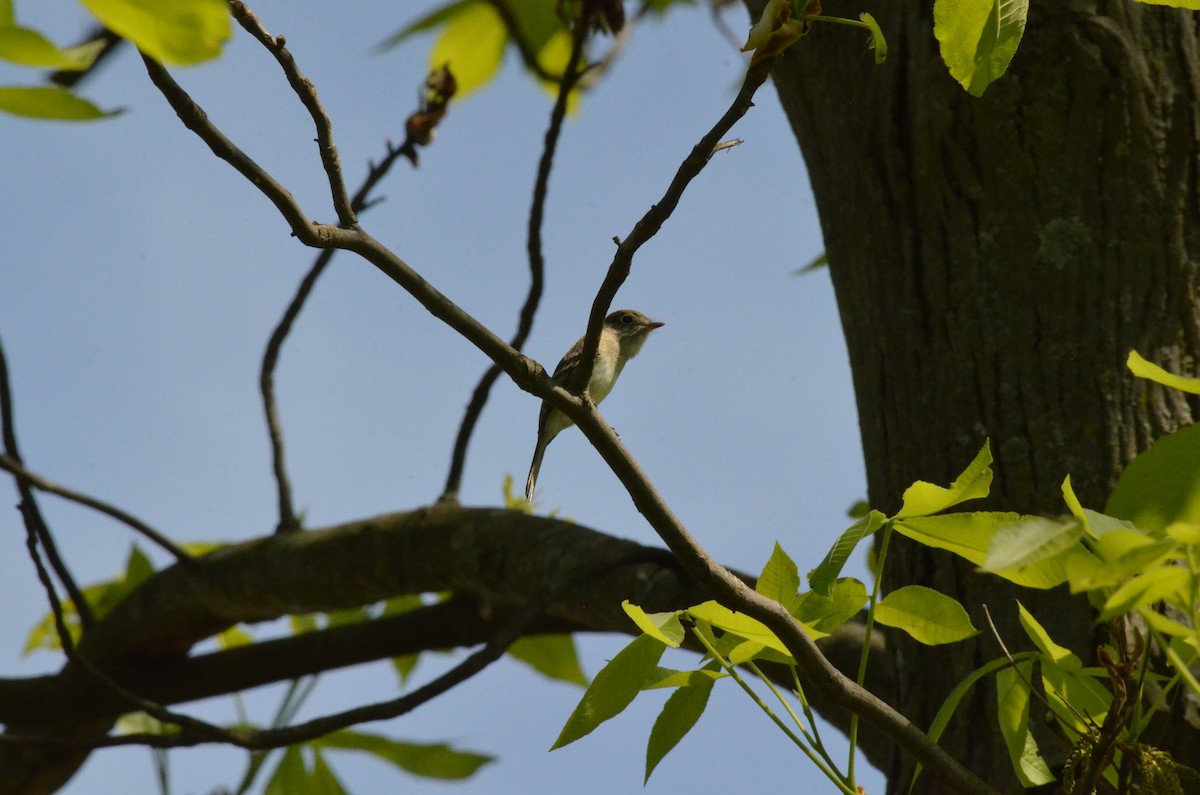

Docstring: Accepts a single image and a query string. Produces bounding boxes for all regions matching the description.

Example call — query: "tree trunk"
[765,1,1200,791]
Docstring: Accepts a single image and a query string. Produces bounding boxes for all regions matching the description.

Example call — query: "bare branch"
[227,0,356,227]
[264,77,456,532]
[571,55,770,394]
[0,455,192,563]
[0,338,95,630]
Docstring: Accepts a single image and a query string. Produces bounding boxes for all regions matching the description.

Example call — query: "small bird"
[525,309,665,500]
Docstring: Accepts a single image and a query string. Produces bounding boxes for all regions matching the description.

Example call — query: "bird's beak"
[646,320,665,330]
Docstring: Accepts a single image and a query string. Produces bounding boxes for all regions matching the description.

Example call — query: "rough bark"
[765,1,1200,791]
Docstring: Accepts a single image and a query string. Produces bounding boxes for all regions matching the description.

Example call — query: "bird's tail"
[525,442,546,501]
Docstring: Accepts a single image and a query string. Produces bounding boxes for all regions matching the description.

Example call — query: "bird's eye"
[621,313,634,324]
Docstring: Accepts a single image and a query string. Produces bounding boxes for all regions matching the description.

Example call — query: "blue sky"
[0,1,878,792]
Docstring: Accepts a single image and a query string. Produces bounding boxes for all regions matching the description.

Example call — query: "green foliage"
[24,544,155,654]
[0,0,104,69]
[1134,0,1200,8]
[0,84,116,120]
[312,730,494,780]
[808,509,884,595]
[0,0,227,121]
[79,0,230,66]
[858,12,887,65]
[995,660,1054,786]
[382,0,578,99]
[757,542,801,605]
[896,439,992,518]
[1106,422,1200,533]
[873,585,978,645]
[507,633,589,686]
[551,634,666,749]
[933,0,1028,96]
[644,676,714,782]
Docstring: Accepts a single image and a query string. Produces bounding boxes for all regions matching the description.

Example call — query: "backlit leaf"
[874,585,977,645]
[80,0,230,66]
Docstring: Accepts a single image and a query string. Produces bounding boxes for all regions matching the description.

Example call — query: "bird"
[525,309,665,500]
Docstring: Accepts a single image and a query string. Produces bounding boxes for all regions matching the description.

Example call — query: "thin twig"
[982,603,1092,728]
[439,16,590,500]
[570,54,769,395]
[0,337,96,629]
[5,597,545,752]
[227,0,356,227]
[265,89,454,533]
[0,454,192,563]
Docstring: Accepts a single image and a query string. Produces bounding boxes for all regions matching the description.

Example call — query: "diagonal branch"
[572,54,774,393]
[0,454,192,563]
[227,0,356,227]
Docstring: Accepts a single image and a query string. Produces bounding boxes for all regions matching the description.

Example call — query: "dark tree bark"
[765,1,1200,791]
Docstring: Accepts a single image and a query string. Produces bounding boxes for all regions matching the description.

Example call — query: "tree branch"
[227,0,356,227]
[138,15,994,790]
[0,454,191,563]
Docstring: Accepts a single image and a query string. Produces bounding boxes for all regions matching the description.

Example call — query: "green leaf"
[1099,566,1189,621]
[933,0,1029,97]
[1061,475,1136,539]
[644,679,714,782]
[1016,601,1080,671]
[507,634,588,685]
[756,543,800,605]
[808,510,885,595]
[315,730,493,780]
[858,12,887,64]
[1079,531,1179,591]
[622,601,685,647]
[0,24,103,69]
[1042,664,1112,734]
[896,511,1073,588]
[896,440,992,518]
[909,653,1038,791]
[427,1,507,99]
[391,653,420,685]
[1134,0,1200,9]
[265,746,307,795]
[79,0,230,66]
[1128,350,1200,394]
[0,85,117,120]
[792,251,827,275]
[552,634,665,749]
[376,0,477,51]
[1107,423,1200,533]
[874,585,978,645]
[792,578,869,634]
[688,601,798,651]
[980,517,1083,575]
[215,624,253,649]
[996,661,1055,786]
[309,749,349,795]
[642,667,723,690]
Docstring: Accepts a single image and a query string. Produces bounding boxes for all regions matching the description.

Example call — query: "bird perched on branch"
[525,309,664,500]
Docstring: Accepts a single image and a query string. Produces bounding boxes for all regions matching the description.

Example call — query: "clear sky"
[0,1,879,793]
